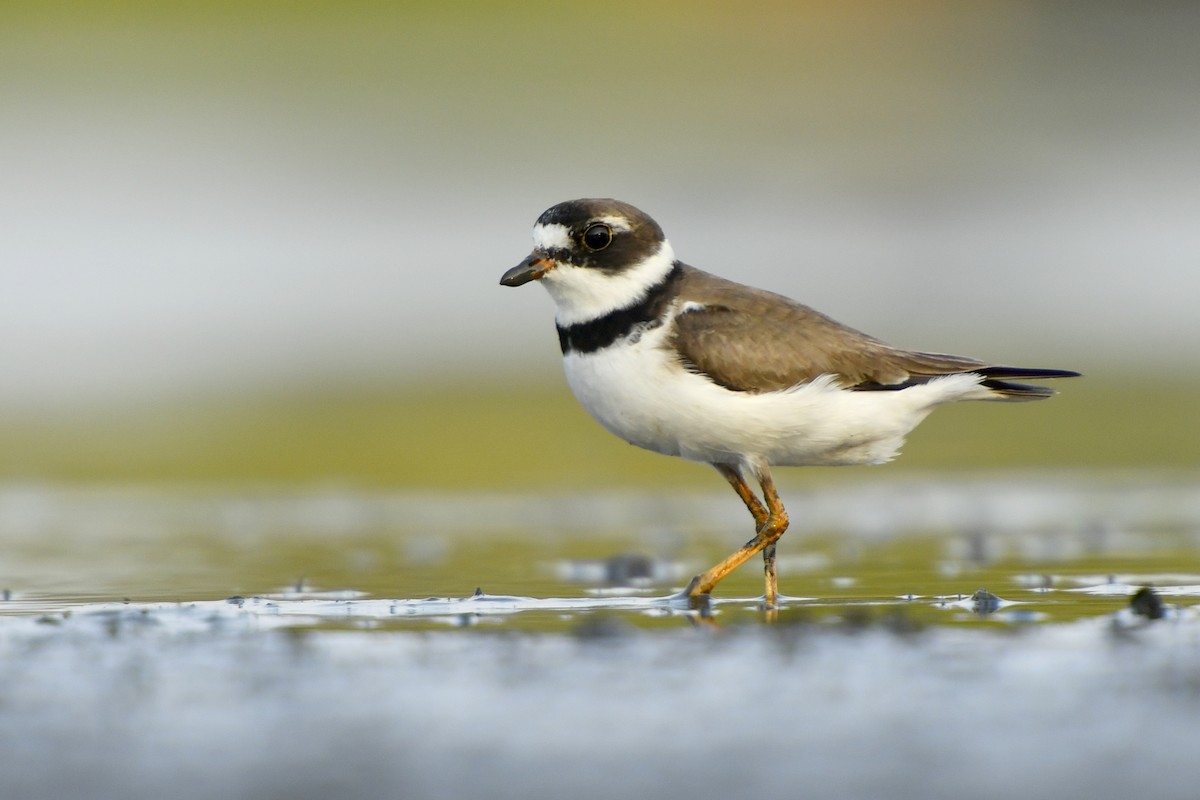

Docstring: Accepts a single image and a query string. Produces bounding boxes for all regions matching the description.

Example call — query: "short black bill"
[500,255,553,287]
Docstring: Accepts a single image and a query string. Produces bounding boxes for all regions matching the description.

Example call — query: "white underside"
[562,318,994,469]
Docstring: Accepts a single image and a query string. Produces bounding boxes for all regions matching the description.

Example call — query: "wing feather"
[667,265,1078,396]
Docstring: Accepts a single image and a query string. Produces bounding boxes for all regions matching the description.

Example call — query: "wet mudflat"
[1,472,1199,800]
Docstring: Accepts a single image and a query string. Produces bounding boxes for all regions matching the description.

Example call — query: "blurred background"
[3,11,1199,798]
[5,13,1200,800]
[2,0,1197,487]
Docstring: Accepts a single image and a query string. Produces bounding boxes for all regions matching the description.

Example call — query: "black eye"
[582,223,613,251]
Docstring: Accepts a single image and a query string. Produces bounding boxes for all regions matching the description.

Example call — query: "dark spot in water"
[971,588,1002,615]
[226,596,246,607]
[571,615,636,642]
[1130,586,1165,620]
[880,609,925,636]
[838,607,875,630]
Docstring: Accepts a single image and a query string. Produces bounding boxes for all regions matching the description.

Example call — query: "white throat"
[541,239,677,327]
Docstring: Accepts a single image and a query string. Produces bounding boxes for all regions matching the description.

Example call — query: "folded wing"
[668,266,1078,398]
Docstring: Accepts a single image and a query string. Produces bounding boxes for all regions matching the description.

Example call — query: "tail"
[848,349,1079,400]
[974,366,1080,401]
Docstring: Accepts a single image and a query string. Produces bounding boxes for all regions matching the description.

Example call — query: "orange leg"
[762,542,778,609]
[714,463,768,526]
[713,463,779,606]
[688,463,789,607]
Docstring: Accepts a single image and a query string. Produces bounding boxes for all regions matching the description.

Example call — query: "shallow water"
[2,473,1199,800]
[3,472,1197,623]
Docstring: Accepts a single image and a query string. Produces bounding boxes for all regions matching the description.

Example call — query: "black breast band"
[556,263,684,355]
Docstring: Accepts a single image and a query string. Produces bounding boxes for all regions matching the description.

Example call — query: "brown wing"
[667,265,1035,394]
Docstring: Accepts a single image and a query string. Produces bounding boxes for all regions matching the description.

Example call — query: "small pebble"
[1130,586,1165,620]
[971,588,1002,615]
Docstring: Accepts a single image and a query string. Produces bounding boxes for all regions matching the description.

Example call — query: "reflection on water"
[0,471,1197,628]
[1,591,1199,800]
[1,473,1199,800]
[7,580,1196,634]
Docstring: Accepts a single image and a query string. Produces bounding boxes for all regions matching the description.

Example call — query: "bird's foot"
[669,576,713,616]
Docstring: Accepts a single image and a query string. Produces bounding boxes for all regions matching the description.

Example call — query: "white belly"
[561,326,988,468]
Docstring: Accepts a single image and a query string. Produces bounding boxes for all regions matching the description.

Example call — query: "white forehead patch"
[532,223,571,251]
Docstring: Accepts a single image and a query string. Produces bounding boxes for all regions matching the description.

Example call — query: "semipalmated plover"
[501,198,1078,607]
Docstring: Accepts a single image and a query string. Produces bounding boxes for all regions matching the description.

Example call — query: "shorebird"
[501,198,1078,606]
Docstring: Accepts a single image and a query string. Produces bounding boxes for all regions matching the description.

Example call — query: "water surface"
[2,473,1198,800]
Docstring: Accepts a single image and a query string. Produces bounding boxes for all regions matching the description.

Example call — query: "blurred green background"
[2,376,1196,487]
[2,1,1197,488]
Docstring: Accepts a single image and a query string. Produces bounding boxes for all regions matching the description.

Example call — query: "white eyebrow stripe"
[593,215,632,232]
[532,223,572,251]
